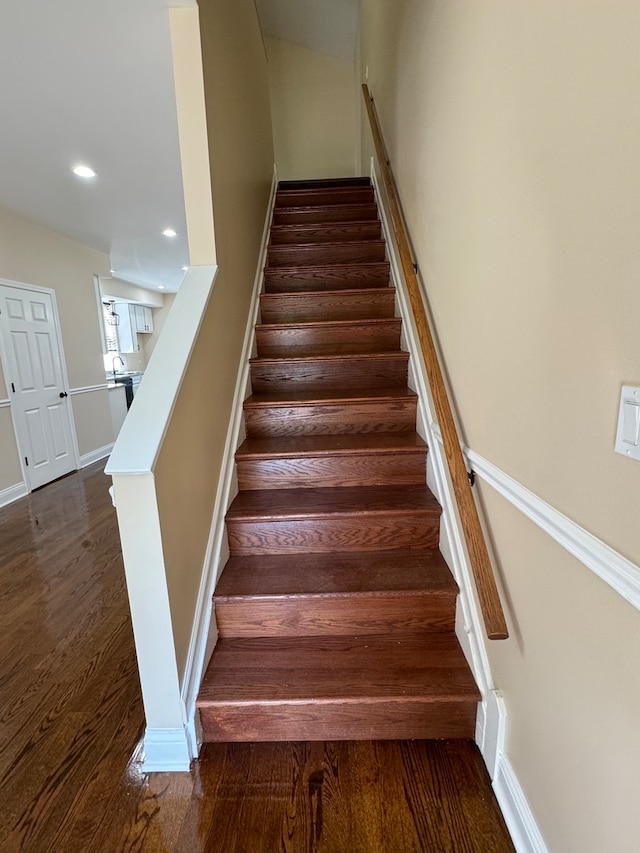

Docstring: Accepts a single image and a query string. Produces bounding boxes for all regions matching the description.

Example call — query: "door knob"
[59,391,68,398]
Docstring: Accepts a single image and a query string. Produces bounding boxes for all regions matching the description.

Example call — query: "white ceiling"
[0,0,359,295]
[255,0,360,62]
[0,0,194,293]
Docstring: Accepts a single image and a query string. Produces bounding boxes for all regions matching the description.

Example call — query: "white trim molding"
[432,426,640,615]
[0,398,11,408]
[181,165,278,755]
[0,481,28,508]
[494,754,549,853]
[142,727,191,773]
[80,443,114,468]
[70,383,109,396]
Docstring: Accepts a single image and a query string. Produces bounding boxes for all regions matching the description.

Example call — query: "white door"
[0,284,77,489]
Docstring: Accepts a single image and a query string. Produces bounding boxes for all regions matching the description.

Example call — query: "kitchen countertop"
[106,371,144,381]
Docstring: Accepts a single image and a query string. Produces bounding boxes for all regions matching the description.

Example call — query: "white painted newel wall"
[106,171,276,772]
[107,265,219,771]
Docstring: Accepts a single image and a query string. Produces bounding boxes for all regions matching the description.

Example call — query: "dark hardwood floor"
[0,462,514,852]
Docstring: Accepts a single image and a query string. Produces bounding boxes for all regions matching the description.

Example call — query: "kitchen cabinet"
[114,303,154,353]
[132,305,154,334]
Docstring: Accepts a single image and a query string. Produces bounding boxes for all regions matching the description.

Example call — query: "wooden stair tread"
[263,262,390,292]
[255,318,402,357]
[275,187,375,208]
[236,432,426,460]
[260,286,394,301]
[215,550,456,599]
[256,318,399,332]
[266,261,388,272]
[259,289,396,323]
[267,240,386,267]
[197,633,480,704]
[226,484,439,522]
[270,221,381,242]
[272,203,379,225]
[244,386,418,406]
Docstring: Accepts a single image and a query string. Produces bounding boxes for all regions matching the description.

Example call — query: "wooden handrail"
[362,84,508,640]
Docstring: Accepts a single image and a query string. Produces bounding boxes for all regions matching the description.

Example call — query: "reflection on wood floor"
[0,462,514,852]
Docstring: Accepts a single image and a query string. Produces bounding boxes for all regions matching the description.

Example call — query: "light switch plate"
[615,385,640,460]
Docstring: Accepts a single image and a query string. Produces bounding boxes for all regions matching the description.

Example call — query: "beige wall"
[266,36,357,181]
[0,411,22,488]
[169,6,216,267]
[360,2,640,851]
[154,0,274,680]
[70,391,114,457]
[142,292,176,365]
[0,206,112,491]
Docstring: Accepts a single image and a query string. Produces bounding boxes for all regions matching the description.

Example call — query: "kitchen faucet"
[112,355,125,375]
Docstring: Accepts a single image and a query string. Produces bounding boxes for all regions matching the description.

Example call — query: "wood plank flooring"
[0,463,514,852]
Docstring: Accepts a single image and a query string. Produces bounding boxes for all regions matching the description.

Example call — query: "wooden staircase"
[197,177,480,741]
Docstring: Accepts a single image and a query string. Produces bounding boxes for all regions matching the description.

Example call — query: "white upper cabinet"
[114,303,154,353]
[132,305,154,334]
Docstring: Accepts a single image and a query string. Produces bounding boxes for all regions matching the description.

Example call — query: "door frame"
[0,277,81,492]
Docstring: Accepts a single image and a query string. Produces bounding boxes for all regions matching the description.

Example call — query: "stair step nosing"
[269,239,385,250]
[250,352,408,366]
[244,393,417,408]
[228,507,436,523]
[256,318,399,331]
[236,449,425,461]
[270,220,380,230]
[215,589,456,603]
[200,694,479,708]
[260,288,395,299]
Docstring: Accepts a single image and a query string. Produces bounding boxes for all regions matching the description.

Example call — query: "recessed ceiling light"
[181,266,188,271]
[72,164,96,178]
[110,269,116,274]
[158,285,167,290]
[162,228,177,238]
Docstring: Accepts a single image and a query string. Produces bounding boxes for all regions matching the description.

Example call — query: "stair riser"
[267,241,386,268]
[236,452,426,490]
[244,399,418,438]
[200,701,477,742]
[215,595,455,637]
[255,321,401,353]
[275,187,375,208]
[250,354,409,393]
[226,513,440,555]
[259,289,396,323]
[278,178,372,190]
[272,204,379,225]
[264,264,390,292]
[270,222,381,245]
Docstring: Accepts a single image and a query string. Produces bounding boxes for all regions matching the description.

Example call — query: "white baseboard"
[142,727,192,772]
[80,443,114,468]
[180,165,278,756]
[494,754,549,853]
[0,480,28,508]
